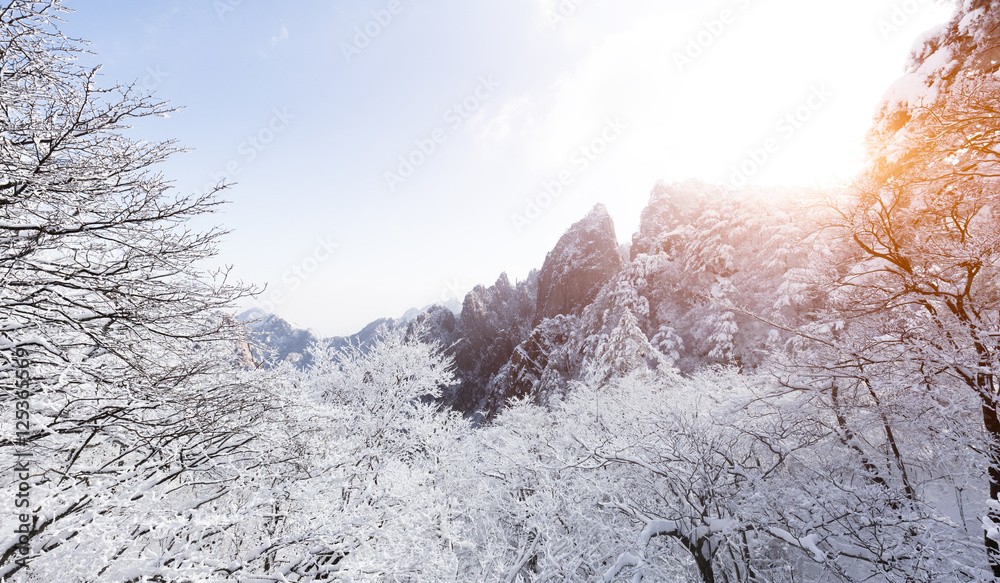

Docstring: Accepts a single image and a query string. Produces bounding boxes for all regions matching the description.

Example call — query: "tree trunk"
[694,552,716,583]
[686,537,716,583]
[979,379,1000,577]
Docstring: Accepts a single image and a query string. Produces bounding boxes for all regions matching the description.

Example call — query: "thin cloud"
[271,23,289,47]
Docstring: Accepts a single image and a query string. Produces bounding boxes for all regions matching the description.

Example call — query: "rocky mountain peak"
[534,203,625,324]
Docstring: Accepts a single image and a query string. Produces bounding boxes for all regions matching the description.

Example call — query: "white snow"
[768,528,827,562]
[602,552,642,582]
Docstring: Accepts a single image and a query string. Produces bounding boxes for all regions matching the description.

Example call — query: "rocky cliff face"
[449,272,537,413]
[479,314,579,417]
[399,203,629,416]
[534,203,626,324]
[406,304,459,348]
[630,180,726,260]
[461,204,628,417]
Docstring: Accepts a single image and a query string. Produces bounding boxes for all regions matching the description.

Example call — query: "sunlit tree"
[828,68,1000,574]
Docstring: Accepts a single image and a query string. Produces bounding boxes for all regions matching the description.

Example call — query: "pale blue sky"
[61,0,952,335]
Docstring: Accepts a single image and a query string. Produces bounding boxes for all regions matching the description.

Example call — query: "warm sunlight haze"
[59,0,952,335]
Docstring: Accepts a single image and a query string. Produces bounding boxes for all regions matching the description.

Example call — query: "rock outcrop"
[534,203,625,324]
[480,314,579,418]
[451,272,537,413]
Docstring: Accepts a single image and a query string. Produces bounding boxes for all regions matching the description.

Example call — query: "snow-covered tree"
[589,308,663,382]
[208,328,470,581]
[0,2,262,579]
[807,4,1000,570]
[623,180,818,372]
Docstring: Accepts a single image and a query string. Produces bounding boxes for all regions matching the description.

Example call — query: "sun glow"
[471,0,954,271]
[63,0,958,335]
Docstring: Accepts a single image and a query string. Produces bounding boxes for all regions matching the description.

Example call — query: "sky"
[60,0,954,336]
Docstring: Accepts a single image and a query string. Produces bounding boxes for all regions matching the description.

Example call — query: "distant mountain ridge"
[237,298,460,369]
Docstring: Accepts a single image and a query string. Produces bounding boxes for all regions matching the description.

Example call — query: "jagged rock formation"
[471,204,629,416]
[242,189,808,417]
[450,272,537,413]
[400,297,462,324]
[534,204,626,324]
[406,304,460,348]
[625,180,810,372]
[240,203,637,416]
[480,314,580,417]
[630,180,725,260]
